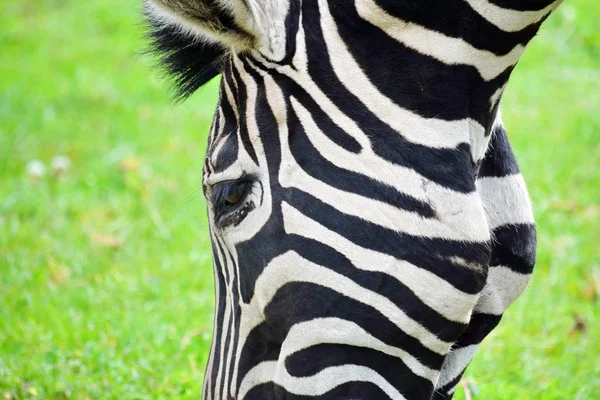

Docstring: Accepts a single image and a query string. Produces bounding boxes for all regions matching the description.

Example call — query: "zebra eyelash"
[145,14,228,101]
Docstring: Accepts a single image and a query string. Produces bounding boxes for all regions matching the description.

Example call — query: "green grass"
[0,0,598,399]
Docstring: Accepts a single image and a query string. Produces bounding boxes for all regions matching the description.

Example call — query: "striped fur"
[145,0,562,398]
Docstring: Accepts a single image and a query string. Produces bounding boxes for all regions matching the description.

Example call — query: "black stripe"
[212,133,239,173]
[250,61,478,194]
[288,91,362,154]
[286,98,437,217]
[286,343,435,398]
[432,372,464,400]
[491,223,536,273]
[488,0,557,11]
[225,62,260,165]
[218,81,239,143]
[219,302,234,399]
[322,1,472,121]
[319,0,517,128]
[286,189,489,294]
[453,312,502,347]
[478,123,521,177]
[226,61,241,106]
[208,234,228,396]
[470,67,515,128]
[281,0,302,65]
[288,234,468,343]
[236,281,446,382]
[208,104,222,148]
[244,381,394,400]
[226,267,242,399]
[373,0,541,54]
[263,282,446,369]
[235,322,286,393]
[214,237,236,399]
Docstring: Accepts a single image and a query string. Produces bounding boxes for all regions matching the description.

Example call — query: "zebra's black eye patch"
[211,179,252,226]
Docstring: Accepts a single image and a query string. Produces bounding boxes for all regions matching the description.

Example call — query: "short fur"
[144,1,561,399]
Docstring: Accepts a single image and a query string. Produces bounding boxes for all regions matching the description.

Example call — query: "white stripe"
[288,95,457,202]
[239,362,407,400]
[436,345,479,388]
[246,52,375,152]
[282,202,480,323]
[203,273,216,398]
[284,99,491,242]
[203,231,222,400]
[222,254,239,399]
[318,0,482,149]
[356,0,526,81]
[474,265,531,315]
[227,57,277,396]
[214,58,273,244]
[464,0,563,33]
[469,119,494,163]
[245,249,454,354]
[489,84,507,111]
[289,96,493,243]
[280,318,439,381]
[238,361,277,400]
[237,319,442,397]
[212,239,232,400]
[476,174,535,229]
[209,132,234,168]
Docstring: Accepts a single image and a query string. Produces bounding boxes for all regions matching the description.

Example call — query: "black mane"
[146,15,227,101]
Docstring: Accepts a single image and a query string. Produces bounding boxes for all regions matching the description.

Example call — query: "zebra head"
[145,0,559,398]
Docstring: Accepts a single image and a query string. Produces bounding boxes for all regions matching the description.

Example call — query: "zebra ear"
[146,0,291,57]
[146,0,291,99]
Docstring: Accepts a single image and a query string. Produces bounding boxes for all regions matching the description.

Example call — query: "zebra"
[144,0,563,398]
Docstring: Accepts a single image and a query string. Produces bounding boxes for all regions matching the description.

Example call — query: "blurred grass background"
[0,0,598,399]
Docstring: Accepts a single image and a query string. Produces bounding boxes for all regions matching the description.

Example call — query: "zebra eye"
[211,179,251,223]
[225,193,243,206]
